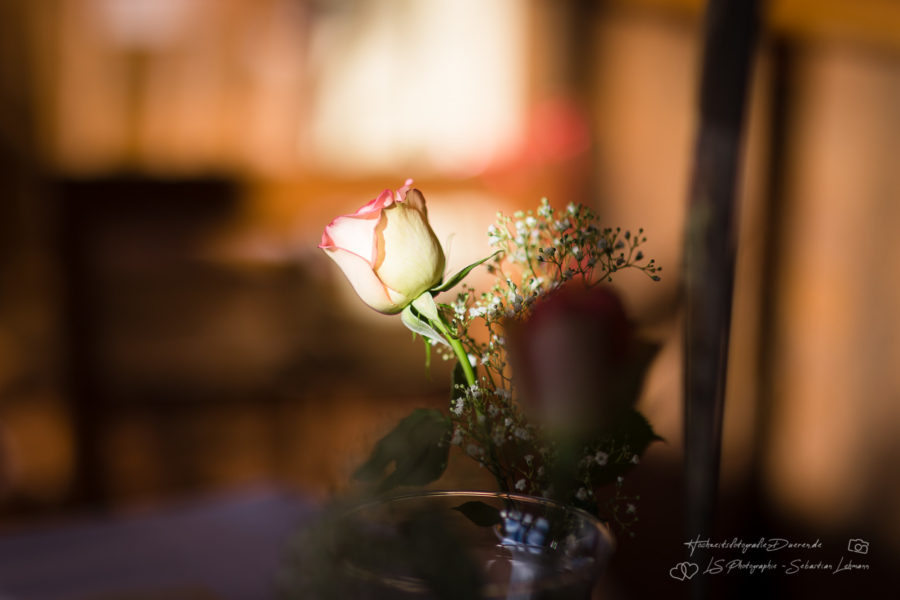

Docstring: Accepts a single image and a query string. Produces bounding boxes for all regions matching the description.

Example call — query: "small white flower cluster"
[450,429,463,445]
[429,196,659,526]
[538,198,553,218]
[487,224,502,246]
[451,397,465,416]
[451,383,489,417]
[582,450,609,468]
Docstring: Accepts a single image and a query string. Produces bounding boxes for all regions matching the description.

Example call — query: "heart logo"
[669,562,699,580]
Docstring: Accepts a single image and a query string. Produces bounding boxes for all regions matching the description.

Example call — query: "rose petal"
[320,188,399,266]
[356,188,395,215]
[395,178,414,202]
[322,247,403,314]
[402,188,427,215]
[375,201,444,300]
[319,210,382,266]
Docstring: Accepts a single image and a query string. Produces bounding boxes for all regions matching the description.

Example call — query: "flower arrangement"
[320,180,662,534]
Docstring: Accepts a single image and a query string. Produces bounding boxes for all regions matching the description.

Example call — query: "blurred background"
[0,0,899,598]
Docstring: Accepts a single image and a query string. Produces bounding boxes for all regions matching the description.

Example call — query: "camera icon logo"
[848,539,869,554]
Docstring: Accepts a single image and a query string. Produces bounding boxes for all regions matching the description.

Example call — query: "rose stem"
[431,317,476,387]
[431,315,511,492]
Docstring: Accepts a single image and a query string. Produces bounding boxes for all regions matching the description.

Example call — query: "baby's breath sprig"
[430,197,661,520]
[487,199,661,291]
[438,197,660,420]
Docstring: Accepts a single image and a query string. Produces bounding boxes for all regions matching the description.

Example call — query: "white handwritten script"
[670,538,870,580]
[684,537,822,556]
[785,557,870,575]
[703,558,779,575]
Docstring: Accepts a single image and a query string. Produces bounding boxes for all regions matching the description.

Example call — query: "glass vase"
[289,490,614,600]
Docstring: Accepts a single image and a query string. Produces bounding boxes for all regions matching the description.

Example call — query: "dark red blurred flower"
[506,285,652,434]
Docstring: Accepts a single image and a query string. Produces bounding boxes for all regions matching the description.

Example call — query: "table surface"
[0,488,316,600]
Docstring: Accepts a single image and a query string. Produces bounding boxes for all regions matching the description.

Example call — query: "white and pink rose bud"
[319,179,445,314]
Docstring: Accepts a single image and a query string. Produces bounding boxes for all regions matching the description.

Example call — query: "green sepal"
[412,293,441,322]
[430,251,501,295]
[401,304,448,347]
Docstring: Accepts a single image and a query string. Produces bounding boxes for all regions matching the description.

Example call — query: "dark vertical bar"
[683,1,761,598]
[560,0,602,207]
[563,0,598,98]
[58,188,108,508]
[756,39,792,474]
[738,42,795,600]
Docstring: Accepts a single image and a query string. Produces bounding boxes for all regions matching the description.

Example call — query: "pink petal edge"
[318,179,415,249]
[318,191,391,254]
[396,178,414,202]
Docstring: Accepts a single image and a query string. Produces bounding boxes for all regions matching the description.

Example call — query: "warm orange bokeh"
[1,1,899,571]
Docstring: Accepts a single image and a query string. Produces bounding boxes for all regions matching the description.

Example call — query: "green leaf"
[353,409,452,493]
[401,305,448,346]
[430,251,501,294]
[619,407,664,452]
[591,408,663,486]
[452,501,503,527]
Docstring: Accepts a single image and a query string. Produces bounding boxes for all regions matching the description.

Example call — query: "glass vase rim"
[342,488,615,538]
